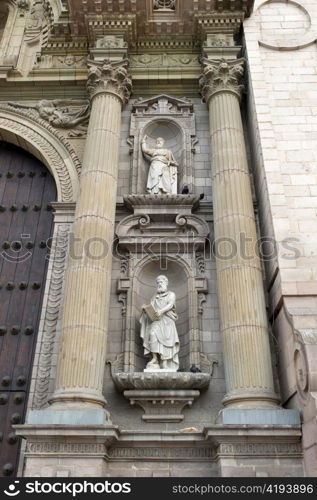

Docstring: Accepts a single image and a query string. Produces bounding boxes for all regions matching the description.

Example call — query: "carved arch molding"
[0,107,81,202]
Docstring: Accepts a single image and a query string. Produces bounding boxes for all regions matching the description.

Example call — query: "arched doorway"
[0,141,57,476]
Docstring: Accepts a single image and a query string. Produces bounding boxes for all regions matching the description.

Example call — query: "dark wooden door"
[0,141,56,476]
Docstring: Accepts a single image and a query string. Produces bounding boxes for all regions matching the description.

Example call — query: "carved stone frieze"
[26,442,105,455]
[96,35,127,49]
[35,54,87,69]
[116,195,209,253]
[195,13,243,47]
[31,223,70,409]
[153,0,176,10]
[87,59,132,104]
[108,446,214,460]
[218,442,302,456]
[199,58,245,102]
[7,99,90,136]
[131,53,199,68]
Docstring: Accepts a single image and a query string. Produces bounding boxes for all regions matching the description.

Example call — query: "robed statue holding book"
[140,275,180,371]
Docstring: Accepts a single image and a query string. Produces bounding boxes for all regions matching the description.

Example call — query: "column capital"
[87,59,132,105]
[199,58,245,103]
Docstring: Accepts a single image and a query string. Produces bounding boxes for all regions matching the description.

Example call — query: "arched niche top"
[0,108,81,202]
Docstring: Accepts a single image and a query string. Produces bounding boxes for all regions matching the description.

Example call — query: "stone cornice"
[86,59,132,104]
[199,57,245,102]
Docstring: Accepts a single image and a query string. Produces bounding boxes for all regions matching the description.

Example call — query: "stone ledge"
[112,371,211,391]
[219,409,301,425]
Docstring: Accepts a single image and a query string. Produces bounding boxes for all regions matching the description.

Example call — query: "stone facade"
[0,0,315,477]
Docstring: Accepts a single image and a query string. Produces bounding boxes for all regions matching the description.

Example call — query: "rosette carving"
[87,59,132,104]
[199,58,245,102]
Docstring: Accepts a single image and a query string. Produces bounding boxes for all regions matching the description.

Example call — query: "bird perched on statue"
[181,185,189,194]
[190,364,201,373]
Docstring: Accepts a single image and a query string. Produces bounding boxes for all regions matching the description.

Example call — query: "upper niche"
[129,94,196,195]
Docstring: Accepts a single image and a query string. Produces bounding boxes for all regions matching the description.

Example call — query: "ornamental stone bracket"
[116,194,209,253]
[111,372,211,422]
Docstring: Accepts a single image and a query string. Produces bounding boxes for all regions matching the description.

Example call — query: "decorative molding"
[136,36,193,52]
[133,94,193,115]
[116,195,209,253]
[124,389,200,422]
[32,223,70,409]
[199,58,245,102]
[131,53,199,68]
[218,442,302,456]
[108,446,214,460]
[257,0,317,52]
[26,442,105,455]
[35,54,87,69]
[87,59,132,104]
[0,107,80,201]
[195,251,205,275]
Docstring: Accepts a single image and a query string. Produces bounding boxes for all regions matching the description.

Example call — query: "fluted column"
[200,59,279,408]
[49,60,132,409]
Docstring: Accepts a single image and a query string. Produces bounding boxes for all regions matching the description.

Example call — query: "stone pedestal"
[111,372,211,422]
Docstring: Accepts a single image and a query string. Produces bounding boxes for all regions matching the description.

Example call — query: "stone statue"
[26,0,46,29]
[140,275,180,371]
[141,135,178,194]
[8,99,90,129]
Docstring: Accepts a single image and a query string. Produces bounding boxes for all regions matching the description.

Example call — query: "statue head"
[156,275,168,293]
[156,137,165,148]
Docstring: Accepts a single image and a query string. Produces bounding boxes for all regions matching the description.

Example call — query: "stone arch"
[0,107,80,202]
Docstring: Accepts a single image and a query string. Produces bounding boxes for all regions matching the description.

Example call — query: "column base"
[26,408,112,426]
[222,389,280,409]
[48,389,107,409]
[219,408,300,425]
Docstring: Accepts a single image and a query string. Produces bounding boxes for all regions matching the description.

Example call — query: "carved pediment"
[132,94,193,116]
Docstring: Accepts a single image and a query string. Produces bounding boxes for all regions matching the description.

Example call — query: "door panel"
[0,141,56,476]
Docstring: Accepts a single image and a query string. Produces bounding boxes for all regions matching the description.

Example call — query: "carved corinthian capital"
[87,59,132,104]
[199,58,245,103]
